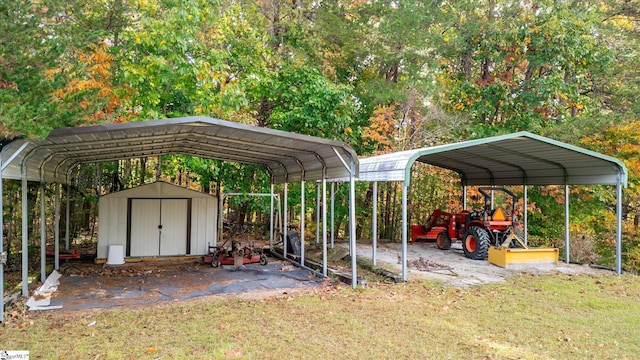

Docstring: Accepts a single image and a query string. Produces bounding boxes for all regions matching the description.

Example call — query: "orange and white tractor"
[411,187,558,267]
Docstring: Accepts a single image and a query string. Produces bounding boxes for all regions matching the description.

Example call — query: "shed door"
[159,199,188,256]
[129,199,189,257]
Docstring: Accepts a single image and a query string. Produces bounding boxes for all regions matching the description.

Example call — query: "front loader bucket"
[488,246,559,268]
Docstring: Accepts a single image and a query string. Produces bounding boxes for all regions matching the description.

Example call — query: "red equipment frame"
[203,242,268,268]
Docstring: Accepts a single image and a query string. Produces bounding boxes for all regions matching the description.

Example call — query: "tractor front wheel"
[462,226,490,260]
[436,231,452,250]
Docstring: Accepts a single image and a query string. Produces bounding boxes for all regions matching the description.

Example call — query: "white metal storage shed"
[97,181,218,261]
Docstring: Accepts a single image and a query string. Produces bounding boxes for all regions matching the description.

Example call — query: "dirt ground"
[354,240,610,286]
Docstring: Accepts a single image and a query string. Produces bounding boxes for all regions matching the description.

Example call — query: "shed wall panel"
[97,197,129,259]
[191,198,206,254]
[206,198,218,249]
[116,197,128,245]
[96,197,109,259]
[189,197,218,255]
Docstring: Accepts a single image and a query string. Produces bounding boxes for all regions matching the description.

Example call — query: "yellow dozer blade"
[488,228,559,268]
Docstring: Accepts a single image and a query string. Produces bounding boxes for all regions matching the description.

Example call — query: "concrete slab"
[353,241,610,287]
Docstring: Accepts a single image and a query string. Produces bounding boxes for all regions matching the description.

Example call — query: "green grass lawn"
[3,272,639,359]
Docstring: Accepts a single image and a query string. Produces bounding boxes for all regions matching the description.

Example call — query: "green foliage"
[437,0,612,136]
[114,0,267,120]
[0,1,75,136]
[115,0,204,118]
[522,186,565,245]
[219,162,270,194]
[263,66,357,140]
[184,157,222,191]
[1,0,639,268]
[595,0,640,121]
[409,165,462,224]
[624,236,640,274]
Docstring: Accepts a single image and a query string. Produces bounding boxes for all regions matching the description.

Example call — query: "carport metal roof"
[357,131,627,187]
[0,116,362,317]
[348,131,627,281]
[0,116,358,184]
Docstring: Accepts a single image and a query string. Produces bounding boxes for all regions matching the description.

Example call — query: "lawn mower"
[203,240,268,268]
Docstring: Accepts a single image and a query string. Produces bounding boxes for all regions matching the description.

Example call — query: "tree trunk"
[123,159,131,186]
[140,157,147,185]
[383,182,392,240]
[156,156,162,181]
[390,182,398,242]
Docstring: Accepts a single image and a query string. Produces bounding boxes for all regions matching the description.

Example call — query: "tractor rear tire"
[462,226,490,260]
[436,231,452,250]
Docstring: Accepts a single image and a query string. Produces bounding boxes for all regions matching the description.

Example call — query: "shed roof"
[357,132,627,186]
[101,181,216,199]
[0,116,358,184]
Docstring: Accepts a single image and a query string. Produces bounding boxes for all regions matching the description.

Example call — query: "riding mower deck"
[204,241,268,268]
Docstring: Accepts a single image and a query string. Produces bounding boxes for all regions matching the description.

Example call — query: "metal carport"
[0,116,359,322]
[354,132,627,281]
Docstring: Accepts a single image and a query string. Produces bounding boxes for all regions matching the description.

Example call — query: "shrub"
[623,240,640,275]
[568,233,598,264]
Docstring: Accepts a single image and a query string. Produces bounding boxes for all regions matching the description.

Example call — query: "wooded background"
[1,0,638,272]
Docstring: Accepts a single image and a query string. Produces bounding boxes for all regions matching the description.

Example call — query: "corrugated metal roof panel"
[354,132,627,186]
[0,116,358,184]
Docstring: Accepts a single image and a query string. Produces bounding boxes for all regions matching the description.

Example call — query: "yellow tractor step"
[488,246,559,269]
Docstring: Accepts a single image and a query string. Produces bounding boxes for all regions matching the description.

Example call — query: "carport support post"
[523,184,528,245]
[616,179,623,274]
[462,185,467,209]
[322,178,327,276]
[0,140,30,318]
[218,194,224,246]
[401,183,408,282]
[349,163,357,288]
[372,181,378,266]
[316,182,320,244]
[565,184,570,264]
[65,183,70,250]
[283,183,288,259]
[490,188,495,209]
[300,180,305,266]
[269,183,274,251]
[330,182,335,249]
[0,165,4,322]
[55,183,61,270]
[21,172,28,296]
[40,182,46,282]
